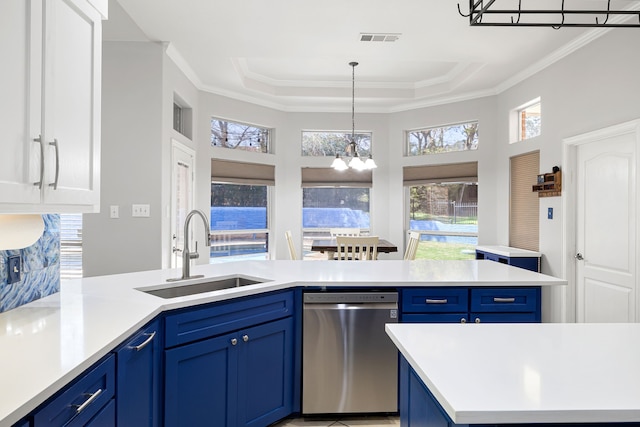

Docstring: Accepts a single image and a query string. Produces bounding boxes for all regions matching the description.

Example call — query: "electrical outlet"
[110,205,119,219]
[8,255,21,284]
[132,204,150,217]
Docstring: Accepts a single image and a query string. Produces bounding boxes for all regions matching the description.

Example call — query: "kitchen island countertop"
[386,322,640,425]
[0,259,565,426]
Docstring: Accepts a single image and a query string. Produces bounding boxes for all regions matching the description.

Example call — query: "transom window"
[211,118,271,153]
[407,121,478,156]
[302,131,371,157]
[511,98,541,143]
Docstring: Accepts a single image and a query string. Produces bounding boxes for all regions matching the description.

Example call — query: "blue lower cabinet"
[82,399,115,427]
[237,317,294,427]
[164,316,294,427]
[116,319,162,427]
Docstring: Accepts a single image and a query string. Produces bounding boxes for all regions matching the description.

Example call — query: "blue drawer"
[470,312,539,323]
[470,288,539,313]
[402,313,469,323]
[164,290,294,347]
[401,288,468,313]
[33,355,115,427]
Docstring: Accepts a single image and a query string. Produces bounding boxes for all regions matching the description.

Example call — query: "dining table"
[311,238,398,260]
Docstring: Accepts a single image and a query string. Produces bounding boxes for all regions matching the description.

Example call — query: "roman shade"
[301,167,372,188]
[211,159,275,185]
[403,161,478,185]
[509,151,539,251]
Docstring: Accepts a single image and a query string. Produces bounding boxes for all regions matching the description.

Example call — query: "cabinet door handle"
[475,318,481,323]
[231,338,238,346]
[425,298,448,304]
[242,334,249,342]
[49,138,60,189]
[133,331,156,351]
[460,318,466,323]
[33,136,44,189]
[493,297,516,303]
[74,388,103,414]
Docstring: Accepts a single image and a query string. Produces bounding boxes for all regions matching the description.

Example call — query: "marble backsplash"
[0,214,60,313]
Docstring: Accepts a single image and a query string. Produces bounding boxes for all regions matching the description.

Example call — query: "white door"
[170,142,195,268]
[575,122,638,322]
[42,0,101,207]
[0,0,42,206]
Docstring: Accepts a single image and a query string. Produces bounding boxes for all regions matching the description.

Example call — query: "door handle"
[575,253,584,260]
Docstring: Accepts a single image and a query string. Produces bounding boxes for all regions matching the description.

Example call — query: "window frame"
[405,121,479,156]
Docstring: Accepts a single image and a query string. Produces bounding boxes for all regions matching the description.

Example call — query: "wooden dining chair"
[284,230,298,260]
[336,236,379,261]
[404,231,421,260]
[330,227,360,237]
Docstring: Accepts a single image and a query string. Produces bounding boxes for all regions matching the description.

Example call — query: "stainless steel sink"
[138,276,267,299]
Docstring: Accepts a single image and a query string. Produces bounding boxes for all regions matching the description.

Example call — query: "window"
[210,159,274,262]
[512,98,541,142]
[404,162,478,260]
[173,103,183,134]
[211,118,271,153]
[60,213,83,279]
[301,167,372,260]
[509,151,539,251]
[302,131,371,157]
[407,121,478,156]
[173,94,193,139]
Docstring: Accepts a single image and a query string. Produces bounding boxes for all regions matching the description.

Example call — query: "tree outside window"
[407,122,478,156]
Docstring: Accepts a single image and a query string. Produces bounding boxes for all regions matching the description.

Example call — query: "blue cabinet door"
[164,332,238,427]
[237,317,294,427]
[116,319,162,427]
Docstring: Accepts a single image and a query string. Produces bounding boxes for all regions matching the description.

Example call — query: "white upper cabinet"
[0,0,103,213]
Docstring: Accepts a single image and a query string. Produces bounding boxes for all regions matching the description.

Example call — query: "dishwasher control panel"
[303,292,398,304]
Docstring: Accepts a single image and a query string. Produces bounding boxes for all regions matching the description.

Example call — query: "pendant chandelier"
[331,62,377,171]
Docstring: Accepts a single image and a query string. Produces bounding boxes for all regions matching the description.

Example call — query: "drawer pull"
[460,318,466,323]
[133,331,156,351]
[425,298,448,304]
[75,388,103,414]
[493,297,516,303]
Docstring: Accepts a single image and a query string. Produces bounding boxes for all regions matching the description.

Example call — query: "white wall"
[83,41,164,276]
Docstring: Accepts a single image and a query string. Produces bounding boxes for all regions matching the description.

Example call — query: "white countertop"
[0,260,565,426]
[386,322,640,424]
[475,245,542,257]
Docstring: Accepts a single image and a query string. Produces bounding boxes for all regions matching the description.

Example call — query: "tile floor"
[271,415,400,427]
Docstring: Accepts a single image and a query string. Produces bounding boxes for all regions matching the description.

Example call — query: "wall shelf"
[532,171,562,197]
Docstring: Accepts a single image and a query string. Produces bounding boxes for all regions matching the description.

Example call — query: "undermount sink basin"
[139,275,268,299]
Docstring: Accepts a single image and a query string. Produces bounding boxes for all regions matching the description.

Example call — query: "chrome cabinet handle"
[231,338,238,346]
[426,298,448,304]
[33,136,44,189]
[133,331,156,351]
[74,388,103,414]
[460,318,466,323]
[475,318,481,323]
[49,138,59,189]
[242,334,249,342]
[493,297,516,303]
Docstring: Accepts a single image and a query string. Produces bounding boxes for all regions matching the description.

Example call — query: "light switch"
[548,207,553,219]
[132,204,150,217]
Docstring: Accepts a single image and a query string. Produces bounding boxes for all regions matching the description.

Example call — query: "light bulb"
[331,156,348,171]
[349,156,364,170]
[364,156,377,169]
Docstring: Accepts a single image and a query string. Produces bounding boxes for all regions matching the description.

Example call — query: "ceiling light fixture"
[331,62,377,171]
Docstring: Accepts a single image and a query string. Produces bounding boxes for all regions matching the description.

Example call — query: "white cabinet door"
[0,0,42,207]
[41,0,101,210]
[0,0,102,213]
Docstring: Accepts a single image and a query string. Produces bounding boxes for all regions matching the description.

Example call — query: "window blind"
[403,161,478,185]
[301,167,372,188]
[509,151,539,251]
[211,159,275,185]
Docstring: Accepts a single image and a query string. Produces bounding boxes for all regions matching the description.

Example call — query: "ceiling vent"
[360,33,400,42]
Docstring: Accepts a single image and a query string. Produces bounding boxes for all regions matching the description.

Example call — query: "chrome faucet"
[168,209,211,282]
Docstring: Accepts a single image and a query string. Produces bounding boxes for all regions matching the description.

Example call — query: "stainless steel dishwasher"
[302,291,399,414]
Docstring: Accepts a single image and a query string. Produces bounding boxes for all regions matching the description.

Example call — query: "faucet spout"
[169,209,211,282]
